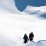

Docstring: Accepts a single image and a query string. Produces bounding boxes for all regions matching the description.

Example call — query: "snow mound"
[24,5,46,15]
[26,40,46,46]
[36,40,46,46]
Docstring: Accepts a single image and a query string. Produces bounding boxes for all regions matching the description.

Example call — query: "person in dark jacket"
[29,32,34,41]
[23,33,28,44]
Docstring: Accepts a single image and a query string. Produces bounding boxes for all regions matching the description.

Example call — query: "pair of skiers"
[23,32,34,44]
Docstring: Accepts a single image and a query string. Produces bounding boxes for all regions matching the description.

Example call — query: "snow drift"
[24,5,46,16]
[26,40,46,46]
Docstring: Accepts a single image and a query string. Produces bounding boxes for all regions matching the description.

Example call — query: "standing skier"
[23,33,28,44]
[29,32,34,41]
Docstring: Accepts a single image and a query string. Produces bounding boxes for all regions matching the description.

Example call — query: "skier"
[29,32,34,41]
[23,33,28,44]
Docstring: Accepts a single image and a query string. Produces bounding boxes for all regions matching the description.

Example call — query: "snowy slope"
[0,14,46,46]
[0,0,46,46]
[0,0,21,13]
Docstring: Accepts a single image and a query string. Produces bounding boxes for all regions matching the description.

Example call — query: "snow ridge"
[0,0,20,13]
[26,40,46,46]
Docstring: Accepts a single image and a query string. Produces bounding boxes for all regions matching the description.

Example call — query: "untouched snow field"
[0,0,46,46]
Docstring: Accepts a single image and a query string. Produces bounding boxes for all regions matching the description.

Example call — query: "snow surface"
[24,5,46,17]
[0,0,46,46]
[0,0,21,14]
[26,40,46,46]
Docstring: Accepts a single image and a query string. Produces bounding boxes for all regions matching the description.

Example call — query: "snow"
[24,5,46,15]
[26,41,36,46]
[26,40,46,46]
[0,0,46,46]
[0,0,21,14]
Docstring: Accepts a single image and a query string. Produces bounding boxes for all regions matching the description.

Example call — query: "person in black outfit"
[29,32,34,41]
[23,33,28,44]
